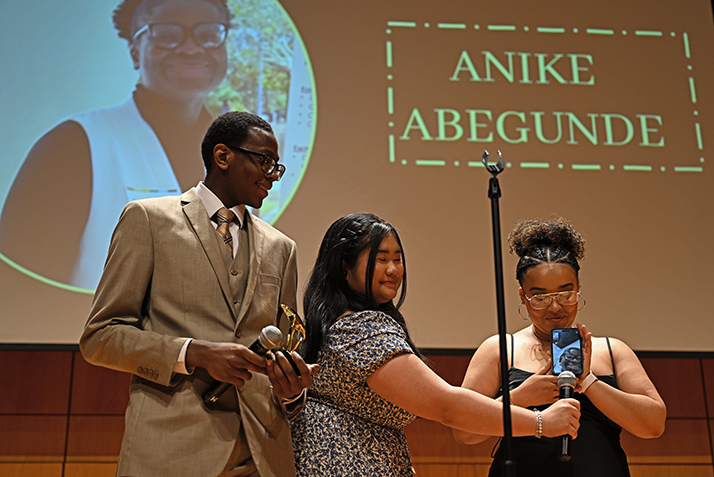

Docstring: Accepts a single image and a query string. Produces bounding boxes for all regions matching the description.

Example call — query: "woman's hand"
[511,360,558,408]
[266,351,320,399]
[576,322,593,381]
[541,399,581,439]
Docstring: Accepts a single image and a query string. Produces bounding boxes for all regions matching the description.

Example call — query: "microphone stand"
[482,150,516,477]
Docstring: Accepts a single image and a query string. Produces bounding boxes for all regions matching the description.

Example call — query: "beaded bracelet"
[534,409,543,438]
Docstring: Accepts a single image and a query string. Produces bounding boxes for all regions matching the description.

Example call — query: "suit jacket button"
[231,269,238,276]
[233,299,238,304]
[235,331,242,338]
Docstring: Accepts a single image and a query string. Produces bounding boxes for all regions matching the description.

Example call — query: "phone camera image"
[551,328,584,376]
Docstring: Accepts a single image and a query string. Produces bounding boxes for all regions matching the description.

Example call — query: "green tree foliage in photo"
[206,0,295,122]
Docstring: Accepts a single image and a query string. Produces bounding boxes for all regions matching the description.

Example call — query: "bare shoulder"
[475,334,504,356]
[591,335,641,372]
[463,335,501,371]
[470,331,522,367]
[592,335,635,355]
[463,333,506,393]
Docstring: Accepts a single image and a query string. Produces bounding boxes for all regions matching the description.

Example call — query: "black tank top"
[488,336,631,477]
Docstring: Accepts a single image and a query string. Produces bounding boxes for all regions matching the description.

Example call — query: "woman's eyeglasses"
[524,290,580,310]
[132,22,229,50]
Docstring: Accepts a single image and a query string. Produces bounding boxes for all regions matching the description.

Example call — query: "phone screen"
[551,328,583,376]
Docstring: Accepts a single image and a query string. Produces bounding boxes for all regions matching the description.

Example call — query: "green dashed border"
[385,22,705,173]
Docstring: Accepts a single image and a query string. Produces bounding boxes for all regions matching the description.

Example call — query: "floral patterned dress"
[291,310,417,476]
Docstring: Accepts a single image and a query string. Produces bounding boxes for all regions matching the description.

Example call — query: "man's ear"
[213,144,230,170]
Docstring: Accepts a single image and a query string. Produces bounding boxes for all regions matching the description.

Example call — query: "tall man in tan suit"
[80,111,317,477]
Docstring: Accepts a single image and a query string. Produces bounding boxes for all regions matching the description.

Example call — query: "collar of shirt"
[195,181,246,229]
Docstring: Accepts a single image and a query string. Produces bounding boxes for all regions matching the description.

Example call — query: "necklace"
[530,325,549,346]
[528,325,551,363]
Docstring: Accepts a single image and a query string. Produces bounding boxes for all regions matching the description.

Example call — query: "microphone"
[202,325,282,404]
[248,325,283,355]
[557,370,577,461]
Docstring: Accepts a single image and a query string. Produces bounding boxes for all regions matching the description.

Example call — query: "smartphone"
[551,328,583,376]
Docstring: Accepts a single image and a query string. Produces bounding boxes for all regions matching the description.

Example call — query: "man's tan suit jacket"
[80,188,299,477]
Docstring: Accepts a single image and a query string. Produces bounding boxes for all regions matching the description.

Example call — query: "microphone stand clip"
[482,149,505,198]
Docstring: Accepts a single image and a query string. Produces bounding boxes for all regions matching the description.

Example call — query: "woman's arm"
[450,336,506,444]
[367,350,580,441]
[583,338,666,438]
[450,335,560,444]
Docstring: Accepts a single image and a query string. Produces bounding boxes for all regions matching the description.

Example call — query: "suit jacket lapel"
[181,189,238,323]
[236,212,262,327]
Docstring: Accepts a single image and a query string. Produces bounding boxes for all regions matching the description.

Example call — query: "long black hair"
[301,213,423,363]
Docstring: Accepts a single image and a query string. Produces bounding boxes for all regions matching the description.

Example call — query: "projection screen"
[1,0,713,351]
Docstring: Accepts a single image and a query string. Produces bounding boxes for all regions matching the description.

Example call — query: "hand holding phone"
[551,328,583,376]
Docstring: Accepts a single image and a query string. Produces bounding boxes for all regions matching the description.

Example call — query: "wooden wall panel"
[0,463,63,477]
[0,351,72,414]
[641,357,706,418]
[629,465,714,477]
[66,415,124,462]
[710,419,714,464]
[69,351,130,415]
[412,463,491,476]
[0,349,711,477]
[424,354,473,386]
[703,359,714,418]
[622,420,712,464]
[406,417,498,463]
[64,463,118,477]
[0,415,67,462]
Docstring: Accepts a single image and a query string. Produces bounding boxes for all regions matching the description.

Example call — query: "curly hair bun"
[508,216,585,261]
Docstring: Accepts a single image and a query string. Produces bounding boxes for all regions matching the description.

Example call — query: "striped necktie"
[213,207,236,254]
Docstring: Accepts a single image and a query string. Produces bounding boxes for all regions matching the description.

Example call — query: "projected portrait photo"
[0,0,314,291]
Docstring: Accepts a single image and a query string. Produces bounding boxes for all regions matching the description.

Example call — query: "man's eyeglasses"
[226,145,286,180]
[132,22,229,50]
[524,290,580,310]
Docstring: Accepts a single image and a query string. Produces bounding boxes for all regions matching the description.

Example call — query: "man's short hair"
[200,111,274,172]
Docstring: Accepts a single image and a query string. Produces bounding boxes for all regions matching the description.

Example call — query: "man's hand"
[186,339,267,386]
[266,351,320,399]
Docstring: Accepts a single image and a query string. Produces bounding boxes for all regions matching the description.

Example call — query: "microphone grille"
[259,325,283,349]
[557,371,577,387]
